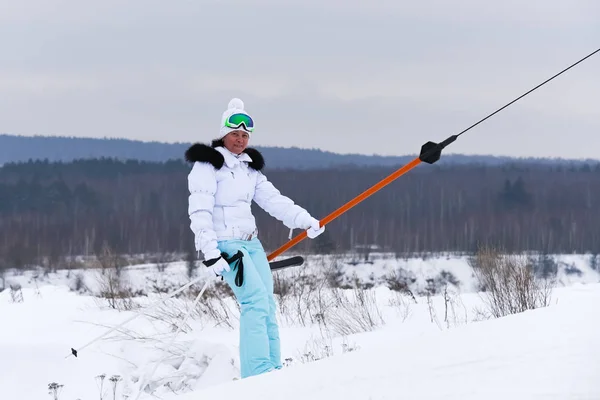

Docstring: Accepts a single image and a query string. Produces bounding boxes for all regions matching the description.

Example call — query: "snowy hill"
[0,253,598,399]
[180,283,600,400]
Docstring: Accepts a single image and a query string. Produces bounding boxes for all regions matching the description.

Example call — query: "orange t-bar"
[266,157,422,261]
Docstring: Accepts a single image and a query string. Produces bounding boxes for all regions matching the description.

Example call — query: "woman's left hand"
[306,218,325,239]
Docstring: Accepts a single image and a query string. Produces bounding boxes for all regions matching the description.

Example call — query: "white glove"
[306,217,325,239]
[204,256,231,276]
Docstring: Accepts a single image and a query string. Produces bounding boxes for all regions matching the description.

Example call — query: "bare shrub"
[341,337,361,353]
[143,281,239,332]
[273,256,385,336]
[297,335,334,364]
[71,272,88,293]
[273,270,292,298]
[0,259,6,291]
[186,250,198,278]
[442,284,468,329]
[191,283,238,329]
[418,269,461,297]
[471,307,493,322]
[534,253,558,279]
[277,263,349,333]
[154,252,170,273]
[384,268,417,302]
[273,271,294,324]
[348,273,375,290]
[417,283,468,330]
[469,247,553,318]
[326,287,384,336]
[41,248,63,275]
[274,266,323,327]
[146,277,173,294]
[290,278,318,327]
[145,298,200,335]
[286,334,361,367]
[96,268,138,311]
[388,291,415,322]
[425,287,442,330]
[590,253,599,271]
[322,255,346,288]
[10,283,24,303]
[97,243,127,277]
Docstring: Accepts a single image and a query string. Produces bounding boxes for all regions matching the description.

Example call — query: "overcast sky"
[0,0,598,159]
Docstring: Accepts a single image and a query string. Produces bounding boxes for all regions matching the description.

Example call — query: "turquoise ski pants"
[217,238,282,378]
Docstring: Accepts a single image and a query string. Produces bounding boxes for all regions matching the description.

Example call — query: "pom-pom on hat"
[220,98,254,138]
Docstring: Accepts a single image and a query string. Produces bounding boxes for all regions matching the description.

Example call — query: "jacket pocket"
[222,207,228,228]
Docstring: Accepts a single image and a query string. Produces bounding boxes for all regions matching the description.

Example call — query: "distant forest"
[1,156,600,270]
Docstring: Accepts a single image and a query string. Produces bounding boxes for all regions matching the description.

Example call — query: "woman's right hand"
[204,256,231,276]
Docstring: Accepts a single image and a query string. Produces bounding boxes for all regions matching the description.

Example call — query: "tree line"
[1,158,599,270]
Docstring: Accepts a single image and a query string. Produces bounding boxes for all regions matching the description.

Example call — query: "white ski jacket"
[185,143,314,261]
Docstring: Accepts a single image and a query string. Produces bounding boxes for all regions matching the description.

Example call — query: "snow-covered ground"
[0,253,598,399]
[181,283,600,400]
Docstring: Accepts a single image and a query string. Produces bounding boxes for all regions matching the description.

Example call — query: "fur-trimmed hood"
[184,141,265,171]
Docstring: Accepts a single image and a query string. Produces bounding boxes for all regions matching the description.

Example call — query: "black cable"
[455,47,600,139]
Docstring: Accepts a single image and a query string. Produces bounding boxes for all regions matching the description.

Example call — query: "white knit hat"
[220,98,254,138]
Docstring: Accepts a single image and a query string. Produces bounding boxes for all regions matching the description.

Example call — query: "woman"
[185,98,324,379]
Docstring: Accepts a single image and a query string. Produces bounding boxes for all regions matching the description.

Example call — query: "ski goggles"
[225,113,254,132]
